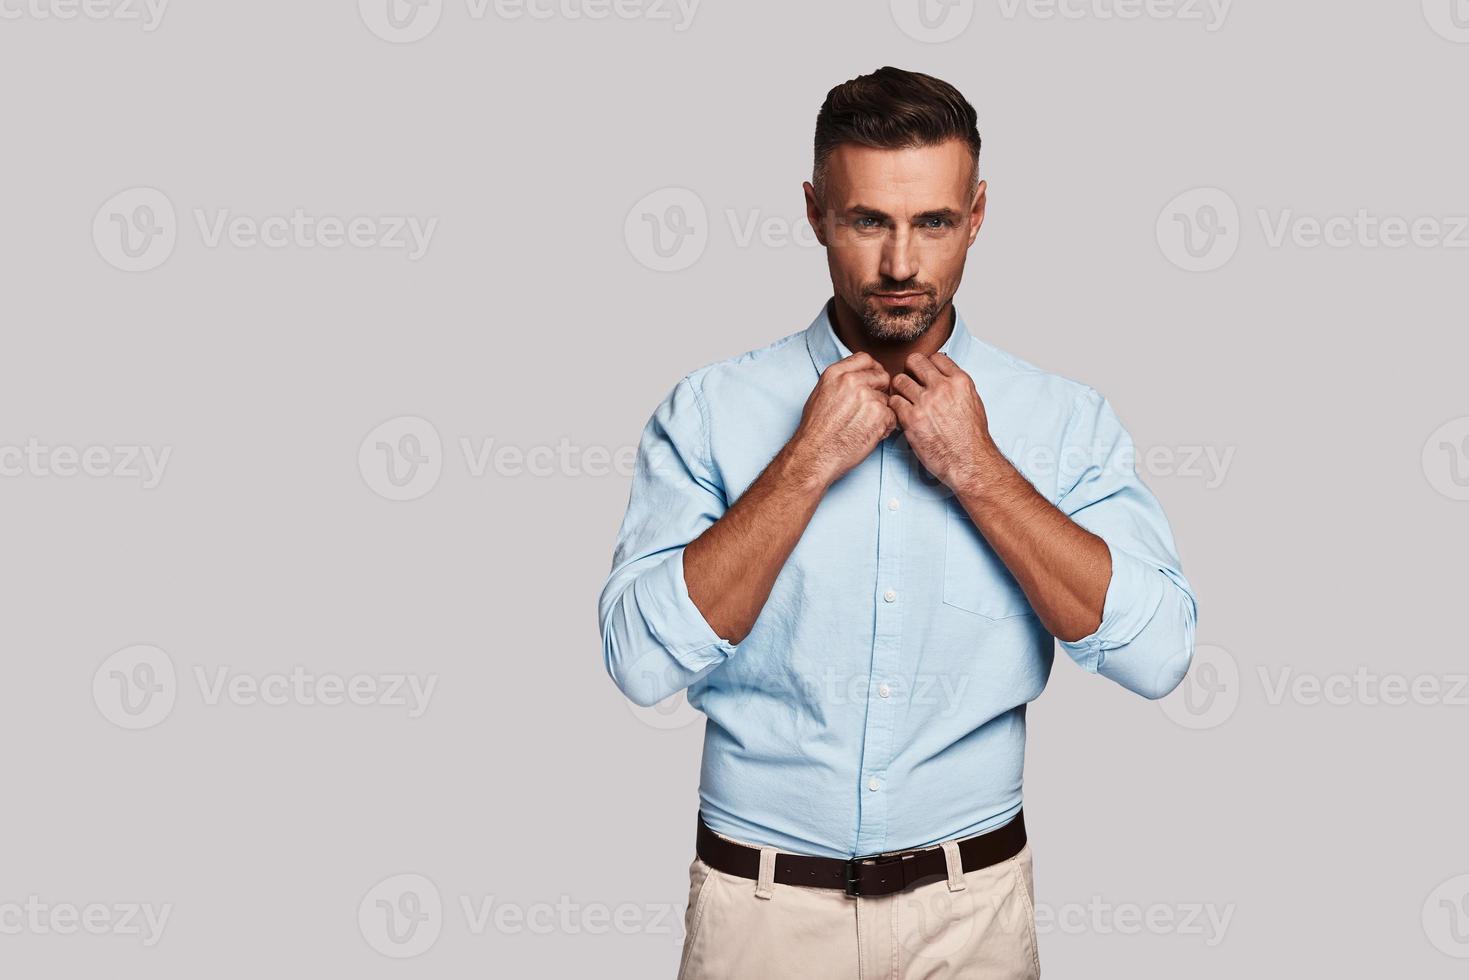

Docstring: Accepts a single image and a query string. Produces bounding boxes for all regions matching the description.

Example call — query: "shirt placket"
[853,433,905,855]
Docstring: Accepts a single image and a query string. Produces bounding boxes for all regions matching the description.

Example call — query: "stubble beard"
[858,291,944,344]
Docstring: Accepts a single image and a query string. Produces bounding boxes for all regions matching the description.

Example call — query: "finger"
[930,352,959,377]
[854,364,891,391]
[888,391,915,421]
[830,351,879,374]
[904,352,942,386]
[891,372,923,400]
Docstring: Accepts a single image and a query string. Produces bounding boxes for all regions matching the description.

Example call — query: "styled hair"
[812,66,982,206]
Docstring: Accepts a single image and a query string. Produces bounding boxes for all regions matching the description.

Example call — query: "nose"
[879,225,918,284]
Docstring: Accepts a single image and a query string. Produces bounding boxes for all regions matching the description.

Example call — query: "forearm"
[954,450,1110,642]
[684,444,827,644]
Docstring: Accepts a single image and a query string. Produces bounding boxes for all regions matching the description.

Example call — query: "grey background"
[3,0,1467,976]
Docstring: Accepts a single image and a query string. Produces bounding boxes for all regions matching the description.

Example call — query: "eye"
[922,216,953,230]
[855,216,880,229]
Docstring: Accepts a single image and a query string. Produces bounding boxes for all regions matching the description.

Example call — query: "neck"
[829,295,955,383]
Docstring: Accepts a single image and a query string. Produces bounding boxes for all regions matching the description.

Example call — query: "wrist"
[952,439,1019,501]
[775,437,835,496]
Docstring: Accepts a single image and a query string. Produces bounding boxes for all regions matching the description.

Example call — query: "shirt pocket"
[942,501,1035,620]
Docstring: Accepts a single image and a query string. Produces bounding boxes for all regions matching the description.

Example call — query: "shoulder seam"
[682,371,715,474]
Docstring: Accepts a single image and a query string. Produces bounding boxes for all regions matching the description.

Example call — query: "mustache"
[864,284,934,297]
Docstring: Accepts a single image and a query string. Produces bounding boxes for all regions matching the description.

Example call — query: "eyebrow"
[848,204,963,223]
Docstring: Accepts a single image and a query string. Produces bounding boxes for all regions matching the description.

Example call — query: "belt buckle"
[843,857,863,897]
[843,850,912,898]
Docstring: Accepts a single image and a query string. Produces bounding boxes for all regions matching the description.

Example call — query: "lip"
[873,292,926,304]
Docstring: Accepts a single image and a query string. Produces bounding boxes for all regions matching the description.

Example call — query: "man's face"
[804,138,986,342]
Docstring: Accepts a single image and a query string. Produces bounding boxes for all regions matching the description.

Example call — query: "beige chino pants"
[677,824,1042,980]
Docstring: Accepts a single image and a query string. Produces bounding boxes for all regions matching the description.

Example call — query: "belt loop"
[941,840,966,892]
[754,846,778,900]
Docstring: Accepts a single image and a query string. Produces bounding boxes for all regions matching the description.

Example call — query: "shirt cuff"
[1057,540,1167,673]
[636,547,739,674]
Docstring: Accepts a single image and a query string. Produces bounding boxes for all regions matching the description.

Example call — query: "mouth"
[872,291,927,306]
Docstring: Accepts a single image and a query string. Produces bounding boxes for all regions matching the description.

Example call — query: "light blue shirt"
[599,298,1197,859]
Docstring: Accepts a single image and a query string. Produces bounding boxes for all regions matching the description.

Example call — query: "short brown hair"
[812,66,982,206]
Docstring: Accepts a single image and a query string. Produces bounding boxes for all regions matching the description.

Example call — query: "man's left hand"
[889,352,1006,494]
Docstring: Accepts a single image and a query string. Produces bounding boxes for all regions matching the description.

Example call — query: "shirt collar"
[804,296,974,376]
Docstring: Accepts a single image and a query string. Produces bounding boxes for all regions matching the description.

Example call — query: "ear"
[967,179,987,246]
[802,181,830,247]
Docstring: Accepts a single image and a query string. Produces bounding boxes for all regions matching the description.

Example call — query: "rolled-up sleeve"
[1053,387,1198,700]
[598,374,738,707]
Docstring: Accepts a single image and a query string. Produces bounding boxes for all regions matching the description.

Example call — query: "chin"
[862,300,939,342]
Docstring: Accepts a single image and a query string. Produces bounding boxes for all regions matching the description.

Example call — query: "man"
[598,66,1197,979]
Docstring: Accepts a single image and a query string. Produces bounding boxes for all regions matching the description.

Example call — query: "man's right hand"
[680,353,893,646]
[785,353,897,489]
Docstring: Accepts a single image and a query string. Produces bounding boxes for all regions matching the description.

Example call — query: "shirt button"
[868,777,880,792]
[883,589,897,603]
[878,683,891,699]
[887,497,900,511]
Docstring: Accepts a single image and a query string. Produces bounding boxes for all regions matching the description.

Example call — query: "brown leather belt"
[696,809,1026,898]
